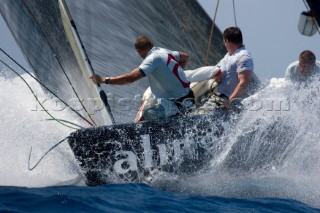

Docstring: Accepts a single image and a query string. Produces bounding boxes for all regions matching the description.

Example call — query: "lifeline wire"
[28,136,69,170]
[0,48,93,127]
[0,58,82,130]
[46,118,84,129]
[20,0,97,126]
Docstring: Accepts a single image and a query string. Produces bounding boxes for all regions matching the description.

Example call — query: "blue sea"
[1,184,319,213]
[1,65,320,212]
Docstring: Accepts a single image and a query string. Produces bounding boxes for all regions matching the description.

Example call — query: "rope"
[20,0,97,126]
[166,0,202,65]
[232,0,238,27]
[0,48,94,127]
[28,136,69,170]
[204,0,220,66]
[46,119,84,129]
[0,58,82,130]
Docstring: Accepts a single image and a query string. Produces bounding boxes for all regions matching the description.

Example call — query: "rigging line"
[0,59,80,130]
[204,0,220,66]
[46,119,84,129]
[232,0,238,27]
[166,0,202,65]
[20,0,97,126]
[28,136,69,171]
[0,48,94,127]
[302,0,320,35]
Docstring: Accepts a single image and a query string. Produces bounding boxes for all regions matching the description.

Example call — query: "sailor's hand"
[221,99,232,112]
[90,74,105,84]
[212,69,222,81]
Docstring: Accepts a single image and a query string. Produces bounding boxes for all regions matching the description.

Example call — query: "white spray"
[0,65,86,187]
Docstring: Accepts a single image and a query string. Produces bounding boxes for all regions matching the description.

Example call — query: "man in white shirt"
[186,27,256,112]
[90,35,193,121]
[215,27,255,110]
[285,50,320,82]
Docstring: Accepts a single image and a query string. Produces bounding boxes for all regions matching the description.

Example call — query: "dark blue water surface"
[0,184,319,213]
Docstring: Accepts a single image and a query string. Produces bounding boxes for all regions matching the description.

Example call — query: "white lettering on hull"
[113,134,188,174]
[142,134,153,169]
[113,151,138,174]
[156,144,167,166]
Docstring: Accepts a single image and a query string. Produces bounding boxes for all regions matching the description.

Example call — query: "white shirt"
[285,60,320,81]
[139,47,190,99]
[215,46,254,97]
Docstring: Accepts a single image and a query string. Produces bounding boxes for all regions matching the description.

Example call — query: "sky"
[198,0,320,79]
[1,0,320,80]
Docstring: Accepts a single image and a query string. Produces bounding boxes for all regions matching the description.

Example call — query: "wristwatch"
[104,77,110,84]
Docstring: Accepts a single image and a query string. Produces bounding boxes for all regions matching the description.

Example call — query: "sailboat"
[0,0,261,185]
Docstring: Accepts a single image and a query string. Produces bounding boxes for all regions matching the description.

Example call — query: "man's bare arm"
[90,68,144,85]
[229,70,252,101]
[178,52,189,69]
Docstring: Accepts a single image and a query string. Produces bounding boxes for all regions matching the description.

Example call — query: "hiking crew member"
[285,50,320,82]
[187,27,257,113]
[90,35,194,122]
[215,27,254,110]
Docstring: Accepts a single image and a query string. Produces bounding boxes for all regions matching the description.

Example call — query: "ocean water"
[1,63,320,212]
[1,184,319,213]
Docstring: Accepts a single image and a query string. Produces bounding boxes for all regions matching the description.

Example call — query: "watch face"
[105,77,110,84]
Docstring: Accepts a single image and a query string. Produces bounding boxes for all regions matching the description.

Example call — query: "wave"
[0,65,86,187]
[151,78,320,207]
[1,62,319,206]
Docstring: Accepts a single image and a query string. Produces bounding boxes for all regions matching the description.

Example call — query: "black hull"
[68,112,229,186]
